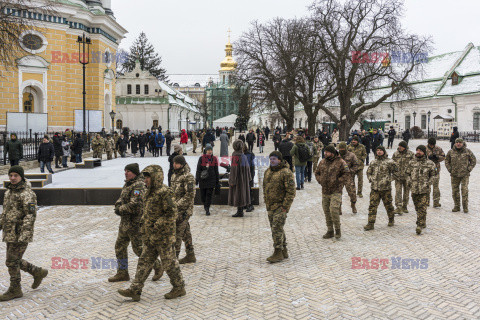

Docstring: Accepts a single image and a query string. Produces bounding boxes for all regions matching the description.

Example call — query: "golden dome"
[220,35,237,71]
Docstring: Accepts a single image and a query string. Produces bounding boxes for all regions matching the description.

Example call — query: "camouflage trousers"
[312,157,320,173]
[395,179,410,209]
[114,149,118,158]
[353,168,364,195]
[344,173,357,202]
[322,193,342,231]
[130,241,184,294]
[451,176,469,209]
[93,149,103,158]
[267,207,287,249]
[115,226,161,275]
[193,142,197,153]
[106,151,113,160]
[411,193,428,227]
[428,174,441,206]
[175,214,194,256]
[5,242,41,287]
[368,189,395,223]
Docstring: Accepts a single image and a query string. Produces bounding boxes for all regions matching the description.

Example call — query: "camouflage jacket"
[426,145,445,171]
[312,141,324,158]
[0,181,37,243]
[263,161,296,212]
[367,154,398,191]
[406,155,437,195]
[141,165,178,245]
[339,150,358,174]
[192,134,198,143]
[347,143,367,170]
[92,137,105,150]
[315,155,349,195]
[105,138,115,152]
[170,163,195,219]
[115,175,146,231]
[445,144,477,178]
[392,149,414,180]
[113,135,119,149]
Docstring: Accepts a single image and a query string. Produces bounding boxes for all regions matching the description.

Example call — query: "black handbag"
[200,168,209,180]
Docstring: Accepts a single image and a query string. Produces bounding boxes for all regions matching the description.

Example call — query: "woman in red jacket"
[180,129,189,155]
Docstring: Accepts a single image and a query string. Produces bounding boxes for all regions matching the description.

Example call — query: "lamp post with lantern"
[77,33,91,136]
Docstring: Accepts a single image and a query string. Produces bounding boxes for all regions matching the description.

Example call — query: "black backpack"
[297,144,311,162]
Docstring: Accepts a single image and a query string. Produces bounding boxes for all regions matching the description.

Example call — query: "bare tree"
[235,19,303,130]
[0,1,54,71]
[310,0,432,139]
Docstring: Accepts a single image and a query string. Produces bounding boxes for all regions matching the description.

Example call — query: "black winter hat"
[8,165,25,180]
[416,145,427,154]
[269,151,283,161]
[399,141,408,149]
[376,145,387,154]
[173,155,187,166]
[124,163,140,176]
[428,137,436,145]
[324,144,337,155]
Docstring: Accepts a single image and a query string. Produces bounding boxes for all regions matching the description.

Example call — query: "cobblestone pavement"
[0,138,479,319]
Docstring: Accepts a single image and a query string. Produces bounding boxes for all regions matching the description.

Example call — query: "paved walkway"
[0,137,479,319]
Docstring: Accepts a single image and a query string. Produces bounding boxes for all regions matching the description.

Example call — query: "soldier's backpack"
[297,144,312,162]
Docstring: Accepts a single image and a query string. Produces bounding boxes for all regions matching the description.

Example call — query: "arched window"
[144,85,149,95]
[153,120,158,128]
[127,85,132,95]
[116,119,123,129]
[474,112,480,130]
[136,85,141,94]
[405,115,411,130]
[23,92,34,113]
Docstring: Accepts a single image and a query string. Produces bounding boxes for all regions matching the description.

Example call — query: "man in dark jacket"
[4,133,23,166]
[243,144,256,213]
[264,126,270,140]
[278,136,294,172]
[273,130,282,151]
[52,133,63,168]
[319,129,331,158]
[371,128,383,151]
[116,134,128,158]
[202,130,215,148]
[402,129,411,145]
[165,130,174,156]
[38,136,54,173]
[137,132,147,157]
[387,126,396,149]
[450,127,459,149]
[246,130,256,152]
[361,130,372,165]
[168,145,182,186]
[72,133,84,163]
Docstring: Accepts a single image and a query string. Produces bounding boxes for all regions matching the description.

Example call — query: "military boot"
[433,203,441,208]
[416,226,422,235]
[152,264,164,281]
[164,286,186,299]
[108,271,130,282]
[118,288,140,302]
[335,229,341,239]
[351,202,357,214]
[205,206,211,216]
[357,193,363,198]
[282,247,289,259]
[452,206,460,212]
[322,229,335,239]
[32,268,48,289]
[232,207,244,218]
[266,248,284,263]
[179,252,197,264]
[0,284,23,301]
[388,218,395,227]
[364,223,375,231]
[394,207,403,215]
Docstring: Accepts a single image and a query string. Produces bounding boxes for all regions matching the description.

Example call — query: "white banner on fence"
[6,112,48,133]
[74,110,103,133]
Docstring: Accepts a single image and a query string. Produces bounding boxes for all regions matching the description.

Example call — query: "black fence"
[1,131,93,165]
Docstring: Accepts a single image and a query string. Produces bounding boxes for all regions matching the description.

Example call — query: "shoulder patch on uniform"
[133,190,141,197]
[289,179,295,186]
[28,202,36,213]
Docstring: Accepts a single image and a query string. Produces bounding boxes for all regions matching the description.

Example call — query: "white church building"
[115,61,203,134]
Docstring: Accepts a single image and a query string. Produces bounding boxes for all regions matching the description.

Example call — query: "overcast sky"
[113,0,480,77]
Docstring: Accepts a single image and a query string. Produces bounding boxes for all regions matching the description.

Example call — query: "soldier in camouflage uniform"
[312,136,324,173]
[315,145,349,239]
[170,156,197,264]
[200,131,206,153]
[364,146,398,231]
[118,165,185,301]
[426,137,445,207]
[263,151,296,263]
[392,141,414,214]
[105,134,115,160]
[406,145,437,235]
[192,132,198,154]
[338,142,358,214]
[91,133,105,159]
[347,136,367,197]
[109,163,162,283]
[0,166,48,301]
[445,138,477,213]
[113,132,119,158]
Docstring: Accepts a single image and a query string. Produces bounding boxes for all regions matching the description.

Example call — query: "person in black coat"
[138,132,147,157]
[450,126,459,149]
[165,130,174,156]
[278,136,294,171]
[246,130,256,152]
[319,129,331,158]
[196,145,219,216]
[129,133,138,156]
[387,126,396,149]
[72,133,84,163]
[168,144,183,186]
[243,144,256,212]
[238,133,246,144]
[116,134,128,158]
[272,130,282,151]
[38,136,55,173]
[52,133,63,168]
[361,130,372,165]
[202,130,215,148]
[402,129,411,145]
[148,131,156,156]
[371,128,383,151]
[264,126,270,140]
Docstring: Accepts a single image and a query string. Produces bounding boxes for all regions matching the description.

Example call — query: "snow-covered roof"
[212,114,237,127]
[158,81,200,113]
[167,74,219,87]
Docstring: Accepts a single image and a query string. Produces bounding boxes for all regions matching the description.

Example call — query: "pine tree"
[121,32,168,81]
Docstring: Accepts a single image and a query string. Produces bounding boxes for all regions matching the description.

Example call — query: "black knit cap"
[416,145,427,154]
[269,151,283,161]
[173,155,187,166]
[124,163,140,176]
[428,137,436,145]
[8,165,25,180]
[399,141,408,149]
[324,144,337,154]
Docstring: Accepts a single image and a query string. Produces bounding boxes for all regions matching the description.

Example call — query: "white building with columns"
[115,61,203,134]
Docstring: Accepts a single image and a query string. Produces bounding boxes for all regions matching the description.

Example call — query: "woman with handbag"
[196,145,219,216]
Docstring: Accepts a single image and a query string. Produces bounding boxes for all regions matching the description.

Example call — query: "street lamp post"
[109,110,116,133]
[77,33,91,136]
[427,111,431,138]
[413,111,417,127]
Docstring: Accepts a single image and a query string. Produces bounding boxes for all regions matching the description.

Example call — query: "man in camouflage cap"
[364,146,398,231]
[337,142,358,214]
[118,165,185,301]
[426,137,445,207]
[91,133,105,159]
[392,141,414,214]
[347,136,367,198]
[105,134,115,160]
[0,166,48,301]
[445,138,477,213]
[109,163,163,283]
[170,155,197,264]
[315,145,349,239]
[406,145,437,235]
[263,151,296,263]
